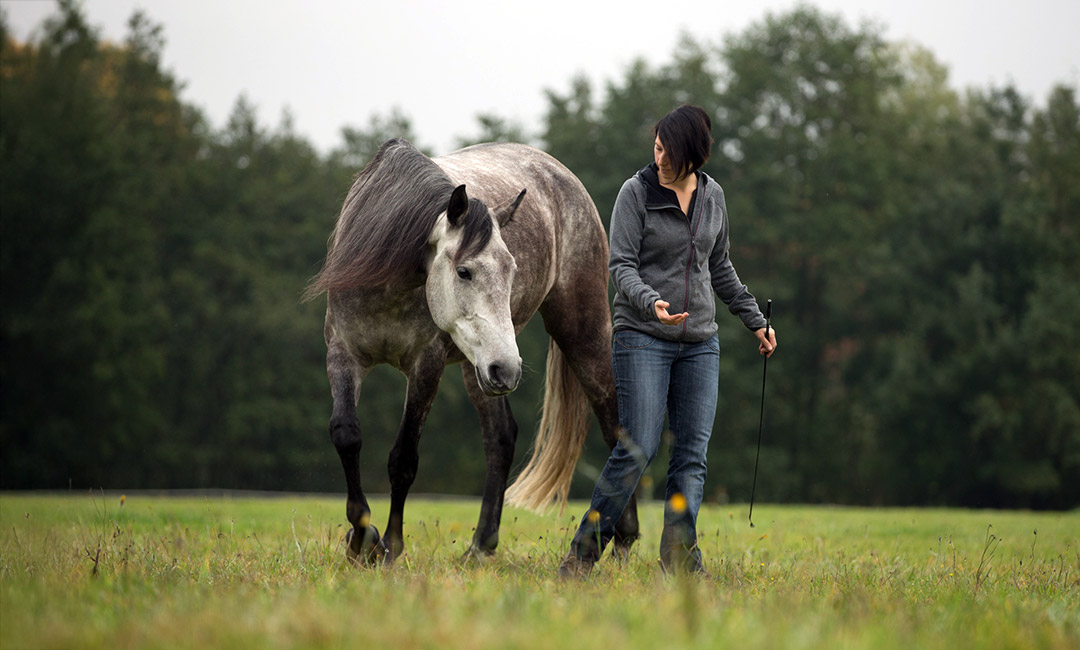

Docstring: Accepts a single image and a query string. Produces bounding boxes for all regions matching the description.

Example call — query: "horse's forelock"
[451,198,496,265]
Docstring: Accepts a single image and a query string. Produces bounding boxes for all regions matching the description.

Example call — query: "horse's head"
[425,184,526,396]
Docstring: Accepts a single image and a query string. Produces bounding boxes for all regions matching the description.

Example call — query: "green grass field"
[1,493,1076,649]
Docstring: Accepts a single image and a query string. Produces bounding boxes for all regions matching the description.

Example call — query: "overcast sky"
[4,0,1078,154]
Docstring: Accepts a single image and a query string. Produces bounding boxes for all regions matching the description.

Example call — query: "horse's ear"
[494,188,527,227]
[447,184,468,227]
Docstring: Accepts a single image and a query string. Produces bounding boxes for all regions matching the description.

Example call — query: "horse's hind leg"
[327,339,385,564]
[461,362,518,558]
[383,354,445,563]
[540,298,641,555]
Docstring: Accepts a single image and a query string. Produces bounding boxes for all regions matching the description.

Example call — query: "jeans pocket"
[704,335,720,353]
[613,330,656,350]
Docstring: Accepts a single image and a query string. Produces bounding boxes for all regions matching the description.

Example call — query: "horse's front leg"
[326,340,385,564]
[461,362,518,559]
[383,353,445,563]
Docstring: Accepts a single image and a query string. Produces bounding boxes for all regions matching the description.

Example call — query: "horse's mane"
[304,138,493,298]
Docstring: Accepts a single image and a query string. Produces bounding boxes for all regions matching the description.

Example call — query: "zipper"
[679,180,703,341]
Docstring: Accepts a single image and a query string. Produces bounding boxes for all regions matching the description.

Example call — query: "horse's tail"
[505,338,589,514]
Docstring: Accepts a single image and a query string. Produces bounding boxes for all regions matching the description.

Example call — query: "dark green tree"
[1,3,185,487]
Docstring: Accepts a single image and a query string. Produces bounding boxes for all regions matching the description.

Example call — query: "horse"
[304,138,640,563]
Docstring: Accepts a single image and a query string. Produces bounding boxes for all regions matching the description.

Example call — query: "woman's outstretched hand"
[654,300,689,325]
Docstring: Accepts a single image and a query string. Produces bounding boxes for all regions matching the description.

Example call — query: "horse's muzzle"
[476,359,522,396]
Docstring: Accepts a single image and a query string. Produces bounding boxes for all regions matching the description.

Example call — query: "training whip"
[748,299,771,528]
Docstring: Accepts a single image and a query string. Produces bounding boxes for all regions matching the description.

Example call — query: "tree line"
[2,2,1077,508]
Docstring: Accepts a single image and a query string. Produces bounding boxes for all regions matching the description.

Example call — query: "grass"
[1,493,1077,649]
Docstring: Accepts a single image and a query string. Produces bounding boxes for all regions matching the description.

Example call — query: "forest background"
[2,1,1078,509]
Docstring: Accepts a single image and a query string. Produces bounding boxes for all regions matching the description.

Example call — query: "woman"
[560,104,777,577]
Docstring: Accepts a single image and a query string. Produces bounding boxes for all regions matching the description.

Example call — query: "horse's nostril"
[487,362,522,391]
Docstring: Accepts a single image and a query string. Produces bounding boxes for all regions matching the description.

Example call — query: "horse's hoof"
[610,543,633,563]
[611,533,638,561]
[345,525,387,565]
[384,538,405,566]
[460,545,495,566]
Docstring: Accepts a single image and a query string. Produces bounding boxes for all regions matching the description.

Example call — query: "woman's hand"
[755,327,777,358]
[654,300,689,325]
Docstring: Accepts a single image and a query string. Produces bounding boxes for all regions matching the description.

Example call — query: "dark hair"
[653,104,714,181]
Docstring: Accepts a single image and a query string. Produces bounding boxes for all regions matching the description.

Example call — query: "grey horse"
[305,139,639,563]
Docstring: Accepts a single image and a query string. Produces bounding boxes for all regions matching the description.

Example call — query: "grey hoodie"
[609,163,767,342]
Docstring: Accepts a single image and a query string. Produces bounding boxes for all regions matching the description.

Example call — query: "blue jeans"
[570,329,719,569]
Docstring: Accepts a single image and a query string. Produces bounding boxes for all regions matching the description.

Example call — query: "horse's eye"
[456,267,472,281]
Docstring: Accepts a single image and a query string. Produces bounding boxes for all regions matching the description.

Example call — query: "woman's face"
[654,136,677,185]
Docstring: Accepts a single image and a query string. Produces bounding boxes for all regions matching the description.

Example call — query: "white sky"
[4,0,1078,155]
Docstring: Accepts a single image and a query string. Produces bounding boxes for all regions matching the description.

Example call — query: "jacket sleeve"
[708,189,767,331]
[609,180,661,322]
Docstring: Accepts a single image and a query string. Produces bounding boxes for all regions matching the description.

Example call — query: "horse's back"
[434,143,607,293]
[435,143,599,227]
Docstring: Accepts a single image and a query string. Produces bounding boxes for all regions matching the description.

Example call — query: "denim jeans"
[570,329,719,569]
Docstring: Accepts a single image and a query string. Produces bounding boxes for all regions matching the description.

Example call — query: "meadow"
[0,493,1076,649]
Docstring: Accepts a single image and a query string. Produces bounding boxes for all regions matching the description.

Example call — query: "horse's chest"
[358,319,440,367]
[330,292,444,368]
